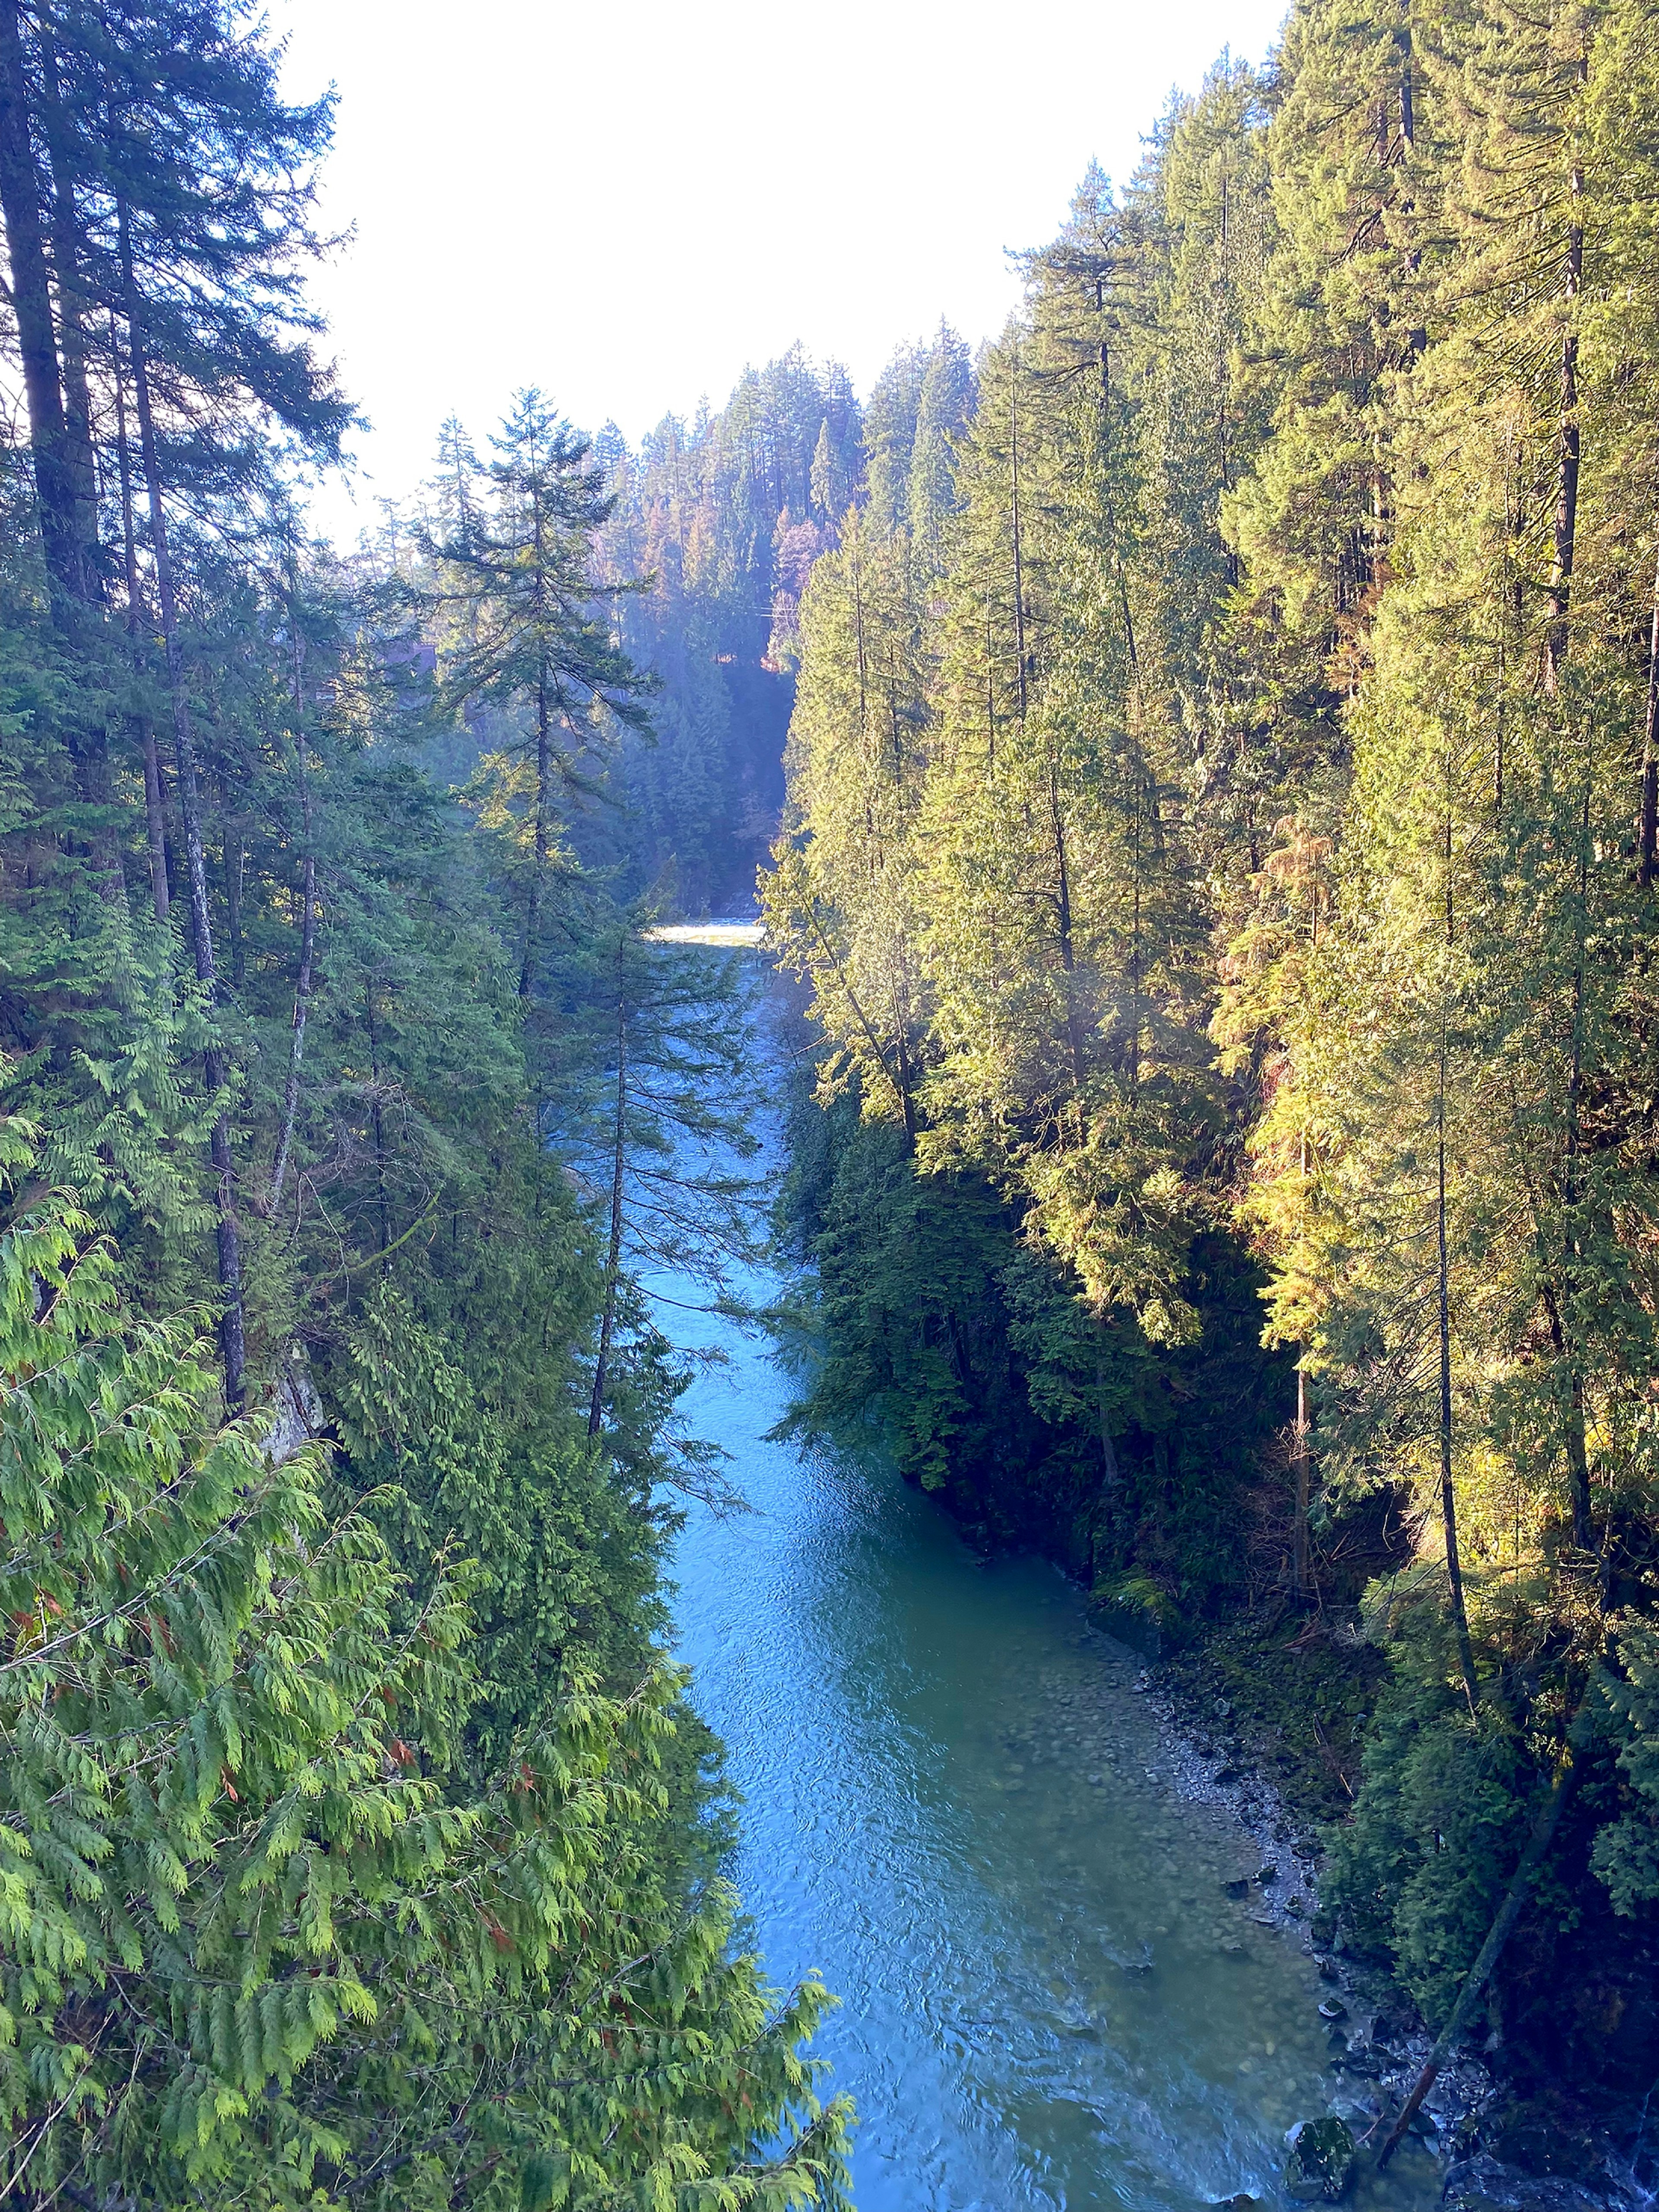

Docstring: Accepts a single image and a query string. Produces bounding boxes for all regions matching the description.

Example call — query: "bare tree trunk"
[0,0,79,610]
[113,328,170,920]
[0,5,122,897]
[122,200,246,1405]
[267,628,318,1218]
[38,28,96,579]
[590,947,628,1435]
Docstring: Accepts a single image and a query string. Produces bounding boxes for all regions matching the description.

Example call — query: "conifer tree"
[422,391,651,998]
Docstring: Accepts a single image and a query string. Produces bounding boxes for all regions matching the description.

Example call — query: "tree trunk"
[807,903,914,1144]
[1128,773,1144,1099]
[1378,1697,1594,2168]
[1293,1121,1313,1600]
[267,629,317,1218]
[1439,1096,1479,1711]
[1544,159,1583,692]
[1094,1318,1121,1489]
[521,660,553,998]
[1293,1362,1312,1602]
[984,616,997,774]
[1640,546,1658,889]
[1011,367,1028,720]
[1440,810,1479,1711]
[589,949,628,1435]
[0,0,79,610]
[122,200,246,1404]
[113,331,171,920]
[1049,763,1085,1093]
[363,977,391,1262]
[1554,797,1596,1555]
[220,777,245,990]
[38,28,96,582]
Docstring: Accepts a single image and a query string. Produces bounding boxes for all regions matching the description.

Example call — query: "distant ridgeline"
[582,329,975,911]
[762,16,1659,2132]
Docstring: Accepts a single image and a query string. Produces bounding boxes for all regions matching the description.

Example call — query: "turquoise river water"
[650,973,1440,2212]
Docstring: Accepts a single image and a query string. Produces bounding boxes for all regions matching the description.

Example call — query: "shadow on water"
[646,977,1439,2212]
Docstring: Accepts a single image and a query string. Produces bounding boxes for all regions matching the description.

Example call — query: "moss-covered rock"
[1284,2117,1357,2202]
[1090,1570,1188,1658]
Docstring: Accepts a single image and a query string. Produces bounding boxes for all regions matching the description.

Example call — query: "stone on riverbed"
[1284,2117,1357,2201]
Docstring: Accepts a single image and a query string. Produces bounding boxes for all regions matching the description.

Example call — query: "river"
[648,960,1440,2212]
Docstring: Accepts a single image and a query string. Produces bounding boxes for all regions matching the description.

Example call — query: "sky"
[273,0,1290,545]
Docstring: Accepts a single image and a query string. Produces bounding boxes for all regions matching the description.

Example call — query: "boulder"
[1284,2117,1357,2202]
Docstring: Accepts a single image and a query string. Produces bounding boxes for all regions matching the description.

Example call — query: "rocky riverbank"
[1125,1636,1656,2212]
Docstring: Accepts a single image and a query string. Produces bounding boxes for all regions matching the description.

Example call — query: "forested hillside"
[10,0,1659,2190]
[575,328,973,912]
[0,3,849,2204]
[765,0,1659,2129]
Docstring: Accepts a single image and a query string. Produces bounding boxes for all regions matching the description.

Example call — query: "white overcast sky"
[272,0,1289,544]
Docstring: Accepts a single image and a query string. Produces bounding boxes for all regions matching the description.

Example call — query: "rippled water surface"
[654,985,1438,2212]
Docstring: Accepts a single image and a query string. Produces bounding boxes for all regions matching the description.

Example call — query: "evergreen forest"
[759,0,1659,2166]
[2,0,1659,2204]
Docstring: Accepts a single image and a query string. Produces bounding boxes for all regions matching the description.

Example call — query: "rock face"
[261,1350,324,1468]
[1284,2117,1358,2202]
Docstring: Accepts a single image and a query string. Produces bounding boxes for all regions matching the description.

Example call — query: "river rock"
[1441,2154,1618,2212]
[1284,2117,1357,2202]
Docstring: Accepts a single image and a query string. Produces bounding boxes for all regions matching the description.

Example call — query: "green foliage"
[0,1126,851,2206]
[766,0,1659,2096]
[1593,1621,1659,1917]
[1325,1583,1534,2024]
[0,4,855,2193]
[778,1084,1288,1608]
